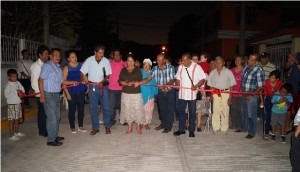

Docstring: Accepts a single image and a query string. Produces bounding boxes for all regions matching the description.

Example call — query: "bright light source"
[162,46,166,51]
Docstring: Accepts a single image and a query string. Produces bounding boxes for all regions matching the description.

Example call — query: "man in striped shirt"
[259,52,276,80]
[239,53,265,139]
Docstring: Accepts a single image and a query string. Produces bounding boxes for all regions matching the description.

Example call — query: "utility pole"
[43,1,49,46]
[239,1,246,56]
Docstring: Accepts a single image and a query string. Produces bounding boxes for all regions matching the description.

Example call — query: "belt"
[215,88,229,91]
[89,81,101,84]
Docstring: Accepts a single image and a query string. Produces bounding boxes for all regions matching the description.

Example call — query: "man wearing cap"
[207,56,236,134]
[259,52,276,80]
[108,49,127,126]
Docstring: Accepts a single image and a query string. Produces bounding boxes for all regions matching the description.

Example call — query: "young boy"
[263,70,282,140]
[270,83,293,143]
[4,69,26,141]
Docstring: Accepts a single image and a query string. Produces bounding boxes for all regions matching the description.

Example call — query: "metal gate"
[267,43,291,81]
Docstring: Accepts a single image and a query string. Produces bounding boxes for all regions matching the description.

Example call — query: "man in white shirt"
[207,56,236,134]
[30,45,49,137]
[174,53,206,137]
[17,49,33,108]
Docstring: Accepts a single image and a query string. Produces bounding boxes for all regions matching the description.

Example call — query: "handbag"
[185,67,202,100]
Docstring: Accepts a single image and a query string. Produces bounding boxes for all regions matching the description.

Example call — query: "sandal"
[126,126,133,134]
[136,124,142,135]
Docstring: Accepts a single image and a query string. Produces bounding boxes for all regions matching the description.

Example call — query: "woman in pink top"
[231,55,243,131]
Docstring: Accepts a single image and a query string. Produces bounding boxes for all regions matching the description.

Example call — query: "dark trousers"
[175,91,180,120]
[290,131,300,172]
[36,97,47,135]
[108,89,122,124]
[179,99,196,133]
[68,91,85,129]
[157,89,175,130]
[19,79,31,106]
[263,96,272,134]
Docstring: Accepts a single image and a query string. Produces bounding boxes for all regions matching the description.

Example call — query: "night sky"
[110,2,216,45]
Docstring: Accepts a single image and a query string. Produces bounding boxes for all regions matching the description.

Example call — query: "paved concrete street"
[1,103,292,171]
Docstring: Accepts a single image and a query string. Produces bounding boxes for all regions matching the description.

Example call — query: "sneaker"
[99,120,104,124]
[78,127,87,133]
[281,135,286,144]
[270,134,276,142]
[15,132,25,137]
[71,128,76,134]
[9,136,20,141]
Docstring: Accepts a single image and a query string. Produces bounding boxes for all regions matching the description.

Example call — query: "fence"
[1,35,42,64]
[267,43,291,81]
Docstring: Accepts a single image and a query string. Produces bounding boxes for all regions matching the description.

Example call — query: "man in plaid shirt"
[238,53,265,139]
[136,53,176,133]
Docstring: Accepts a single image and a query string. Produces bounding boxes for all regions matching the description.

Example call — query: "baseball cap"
[260,52,269,58]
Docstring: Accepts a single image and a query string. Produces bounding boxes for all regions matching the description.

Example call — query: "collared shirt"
[40,61,64,93]
[17,59,33,78]
[294,108,300,126]
[207,67,236,90]
[4,81,24,104]
[108,60,127,90]
[80,55,112,83]
[259,61,276,80]
[151,64,175,86]
[176,62,206,100]
[30,58,44,97]
[241,64,265,92]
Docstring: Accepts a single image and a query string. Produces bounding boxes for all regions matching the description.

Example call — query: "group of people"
[4,44,300,150]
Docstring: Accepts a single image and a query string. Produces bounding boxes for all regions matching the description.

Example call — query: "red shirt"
[264,79,282,96]
[199,62,210,74]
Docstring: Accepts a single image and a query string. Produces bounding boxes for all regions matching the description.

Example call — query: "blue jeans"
[68,91,86,129]
[89,85,111,130]
[157,89,175,130]
[263,96,272,134]
[108,89,122,124]
[179,99,196,133]
[43,92,60,142]
[240,95,259,136]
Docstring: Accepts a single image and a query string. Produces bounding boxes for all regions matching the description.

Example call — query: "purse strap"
[185,67,195,87]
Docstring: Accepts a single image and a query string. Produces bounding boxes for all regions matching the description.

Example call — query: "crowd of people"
[4,44,300,160]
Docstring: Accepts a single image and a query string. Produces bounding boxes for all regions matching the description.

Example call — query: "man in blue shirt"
[80,44,112,135]
[39,48,76,146]
[238,53,264,139]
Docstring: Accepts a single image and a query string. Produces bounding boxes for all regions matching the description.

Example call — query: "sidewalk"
[1,103,292,171]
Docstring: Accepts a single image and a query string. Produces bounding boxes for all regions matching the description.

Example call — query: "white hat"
[143,58,152,66]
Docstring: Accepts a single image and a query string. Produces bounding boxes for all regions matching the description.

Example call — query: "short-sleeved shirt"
[108,60,127,90]
[199,61,210,74]
[294,108,300,126]
[264,79,282,97]
[119,67,142,94]
[271,91,293,114]
[80,55,112,83]
[151,64,175,86]
[231,67,243,97]
[207,67,236,90]
[40,61,64,93]
[241,64,265,92]
[176,62,206,100]
[260,62,276,80]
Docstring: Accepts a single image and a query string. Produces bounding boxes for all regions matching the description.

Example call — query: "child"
[4,69,26,141]
[263,70,282,140]
[270,83,293,143]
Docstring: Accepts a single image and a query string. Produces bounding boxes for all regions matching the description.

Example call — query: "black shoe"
[173,131,186,136]
[234,130,241,132]
[47,141,63,146]
[189,132,195,137]
[39,133,48,137]
[155,124,164,130]
[245,134,254,139]
[197,128,202,132]
[55,136,65,142]
[162,129,171,133]
[122,122,128,126]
